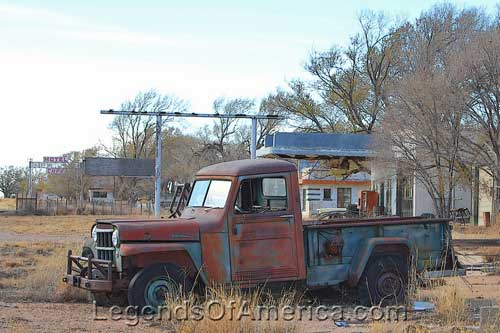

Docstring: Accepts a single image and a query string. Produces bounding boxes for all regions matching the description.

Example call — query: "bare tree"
[200,97,254,159]
[267,80,346,133]
[305,11,401,133]
[461,27,500,216]
[107,90,187,159]
[106,90,187,201]
[45,148,99,200]
[0,166,25,198]
[235,95,286,154]
[375,4,480,217]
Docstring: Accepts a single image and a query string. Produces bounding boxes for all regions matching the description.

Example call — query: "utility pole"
[154,114,162,217]
[251,117,257,160]
[100,110,284,217]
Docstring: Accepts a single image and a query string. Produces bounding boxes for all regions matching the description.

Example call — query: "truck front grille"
[96,229,114,262]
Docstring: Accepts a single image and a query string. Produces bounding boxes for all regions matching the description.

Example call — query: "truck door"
[229,174,299,283]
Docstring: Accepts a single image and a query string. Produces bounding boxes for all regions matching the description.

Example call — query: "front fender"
[347,237,410,287]
[119,242,208,285]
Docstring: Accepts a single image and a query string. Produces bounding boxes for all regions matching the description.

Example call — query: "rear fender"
[120,242,207,285]
[348,237,410,287]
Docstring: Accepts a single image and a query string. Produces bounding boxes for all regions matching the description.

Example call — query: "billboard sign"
[83,157,154,177]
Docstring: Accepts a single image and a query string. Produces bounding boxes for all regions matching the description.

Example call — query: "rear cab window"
[234,176,288,214]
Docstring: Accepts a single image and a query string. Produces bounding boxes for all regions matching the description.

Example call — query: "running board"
[422,269,466,279]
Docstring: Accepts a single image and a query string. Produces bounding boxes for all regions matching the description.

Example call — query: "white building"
[257,132,374,218]
[299,161,371,217]
[371,162,472,218]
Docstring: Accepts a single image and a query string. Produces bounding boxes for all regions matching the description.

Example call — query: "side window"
[235,176,288,214]
[323,188,332,201]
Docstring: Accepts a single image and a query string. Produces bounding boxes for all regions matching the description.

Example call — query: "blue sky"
[1,0,498,166]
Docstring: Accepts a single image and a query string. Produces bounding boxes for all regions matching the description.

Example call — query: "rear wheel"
[127,263,193,310]
[358,255,408,306]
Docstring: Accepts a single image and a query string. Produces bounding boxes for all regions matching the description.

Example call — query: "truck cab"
[64,159,458,309]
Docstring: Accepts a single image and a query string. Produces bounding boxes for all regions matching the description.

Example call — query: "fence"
[16,195,154,216]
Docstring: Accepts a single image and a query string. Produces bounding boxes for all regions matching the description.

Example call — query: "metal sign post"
[100,110,283,217]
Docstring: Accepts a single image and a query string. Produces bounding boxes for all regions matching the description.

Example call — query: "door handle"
[232,225,238,235]
[280,214,294,219]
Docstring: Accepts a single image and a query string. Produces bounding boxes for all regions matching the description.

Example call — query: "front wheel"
[127,263,193,310]
[357,255,408,306]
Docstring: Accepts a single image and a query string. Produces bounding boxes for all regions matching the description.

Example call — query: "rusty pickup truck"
[63,159,459,308]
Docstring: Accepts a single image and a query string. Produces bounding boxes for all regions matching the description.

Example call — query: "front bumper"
[62,250,113,292]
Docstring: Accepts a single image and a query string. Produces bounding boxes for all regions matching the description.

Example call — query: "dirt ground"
[1,214,500,332]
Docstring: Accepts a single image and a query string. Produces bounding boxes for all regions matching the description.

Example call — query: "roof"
[196,159,296,177]
[257,132,373,159]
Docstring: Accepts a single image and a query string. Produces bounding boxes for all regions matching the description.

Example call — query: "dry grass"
[0,241,88,302]
[0,215,118,236]
[159,286,298,333]
[453,222,500,239]
[431,283,468,326]
[0,198,16,211]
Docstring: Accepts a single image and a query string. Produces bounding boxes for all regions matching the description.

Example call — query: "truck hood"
[97,218,200,242]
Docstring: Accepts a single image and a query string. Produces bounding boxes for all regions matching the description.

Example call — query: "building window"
[337,188,352,208]
[302,189,306,211]
[323,188,332,201]
[92,191,108,198]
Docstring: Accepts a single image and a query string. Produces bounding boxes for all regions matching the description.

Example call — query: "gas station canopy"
[257,132,374,160]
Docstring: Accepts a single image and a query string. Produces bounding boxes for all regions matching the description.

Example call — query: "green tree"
[0,166,25,198]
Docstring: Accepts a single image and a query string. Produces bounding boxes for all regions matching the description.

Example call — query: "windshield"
[187,180,232,208]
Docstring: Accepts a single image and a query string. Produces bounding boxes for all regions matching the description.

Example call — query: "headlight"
[91,226,97,242]
[112,229,119,247]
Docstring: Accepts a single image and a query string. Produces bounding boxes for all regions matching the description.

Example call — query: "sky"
[1,0,498,166]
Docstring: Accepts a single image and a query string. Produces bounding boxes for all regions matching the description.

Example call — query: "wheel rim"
[376,271,402,299]
[144,276,178,308]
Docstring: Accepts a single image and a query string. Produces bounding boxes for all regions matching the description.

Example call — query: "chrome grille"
[96,229,114,262]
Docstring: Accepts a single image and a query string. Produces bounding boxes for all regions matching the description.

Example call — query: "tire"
[82,238,95,258]
[358,255,408,306]
[92,292,128,307]
[127,263,193,310]
[81,247,94,259]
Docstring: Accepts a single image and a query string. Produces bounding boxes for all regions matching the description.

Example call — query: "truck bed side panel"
[305,220,450,288]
